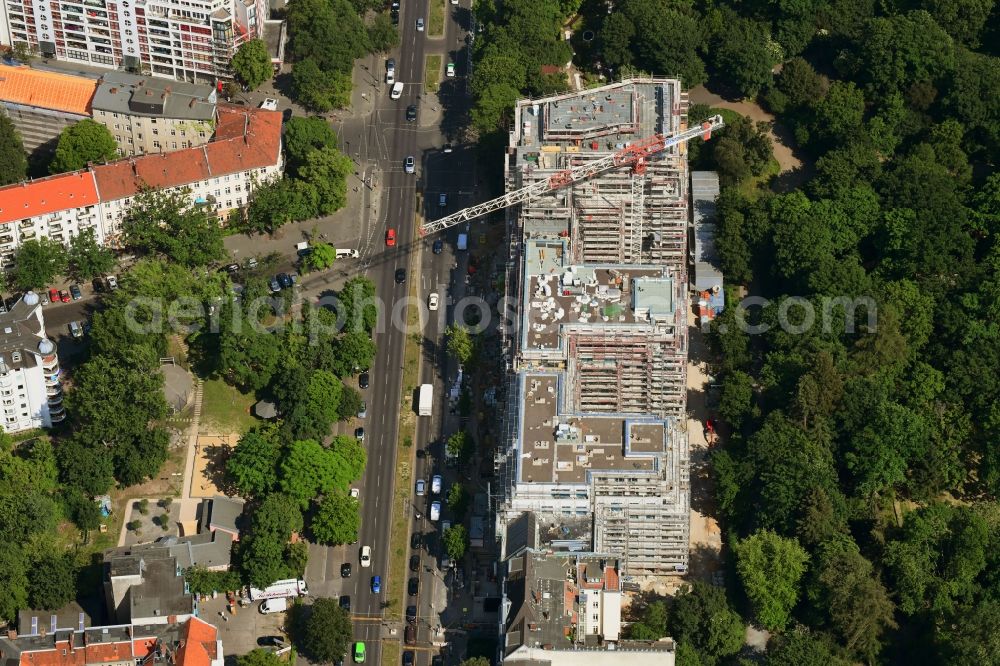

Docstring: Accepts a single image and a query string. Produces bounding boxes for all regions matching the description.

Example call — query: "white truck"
[248,579,309,601]
[418,383,433,416]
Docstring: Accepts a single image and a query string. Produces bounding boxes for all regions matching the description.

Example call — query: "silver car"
[415,479,426,496]
[404,156,415,174]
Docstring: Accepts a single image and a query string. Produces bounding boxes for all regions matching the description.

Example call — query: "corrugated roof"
[0,172,99,225]
[0,64,96,115]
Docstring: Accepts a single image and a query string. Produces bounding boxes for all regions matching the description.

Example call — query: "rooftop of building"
[0,172,99,225]
[139,530,234,571]
[510,79,684,168]
[0,617,219,666]
[204,496,244,534]
[93,106,281,202]
[105,549,193,622]
[0,64,97,115]
[0,107,280,222]
[92,73,216,121]
[521,239,677,352]
[515,373,672,485]
[0,294,55,371]
[504,550,622,654]
[504,644,675,666]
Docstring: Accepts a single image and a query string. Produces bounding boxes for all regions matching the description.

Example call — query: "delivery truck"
[418,383,433,416]
[248,578,309,601]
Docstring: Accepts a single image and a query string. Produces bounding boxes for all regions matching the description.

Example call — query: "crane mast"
[419,115,725,236]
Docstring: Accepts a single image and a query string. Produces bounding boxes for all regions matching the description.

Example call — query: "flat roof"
[521,245,673,351]
[516,373,668,484]
[92,72,216,121]
[0,64,96,115]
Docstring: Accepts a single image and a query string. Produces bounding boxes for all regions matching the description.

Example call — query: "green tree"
[619,0,705,87]
[340,276,378,334]
[67,228,115,280]
[283,116,338,175]
[50,119,117,173]
[809,81,866,149]
[232,39,273,90]
[227,426,284,498]
[627,599,668,639]
[246,178,319,235]
[298,597,353,662]
[768,57,827,113]
[63,488,103,531]
[0,114,28,185]
[0,544,29,623]
[279,437,361,508]
[12,237,67,290]
[237,650,284,666]
[598,13,635,69]
[184,566,243,595]
[287,0,369,73]
[711,16,780,98]
[331,331,377,377]
[669,582,744,662]
[301,242,337,272]
[27,552,76,610]
[298,146,352,215]
[765,626,849,666]
[719,370,757,431]
[443,524,468,560]
[446,431,473,462]
[916,0,993,47]
[445,324,473,364]
[311,492,360,545]
[734,529,809,631]
[292,59,352,112]
[367,13,400,53]
[121,189,225,266]
[446,483,468,517]
[459,659,491,666]
[240,493,303,588]
[855,11,955,98]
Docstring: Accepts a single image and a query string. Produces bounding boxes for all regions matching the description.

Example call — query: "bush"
[137,498,149,514]
[127,520,142,532]
[158,497,173,509]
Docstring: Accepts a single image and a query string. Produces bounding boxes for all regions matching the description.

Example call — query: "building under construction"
[494,79,695,575]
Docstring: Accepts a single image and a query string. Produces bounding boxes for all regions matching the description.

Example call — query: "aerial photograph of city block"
[0,0,996,664]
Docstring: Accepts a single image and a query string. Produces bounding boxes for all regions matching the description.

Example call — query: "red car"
[59,290,71,303]
[385,228,396,247]
[48,288,60,303]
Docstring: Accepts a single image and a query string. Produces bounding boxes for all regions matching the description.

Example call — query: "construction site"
[423,78,716,576]
[499,78,697,576]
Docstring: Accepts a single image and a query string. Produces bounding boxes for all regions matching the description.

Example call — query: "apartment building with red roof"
[0,106,282,268]
[0,617,223,666]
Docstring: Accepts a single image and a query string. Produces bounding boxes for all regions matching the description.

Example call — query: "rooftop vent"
[11,351,21,363]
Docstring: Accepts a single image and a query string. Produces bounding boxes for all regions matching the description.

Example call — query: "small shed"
[690,171,724,293]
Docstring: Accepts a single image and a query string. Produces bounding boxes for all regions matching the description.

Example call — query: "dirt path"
[689,85,808,185]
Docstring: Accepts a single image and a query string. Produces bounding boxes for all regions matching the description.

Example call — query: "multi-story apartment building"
[0,106,281,267]
[499,536,676,666]
[0,292,65,433]
[92,72,217,155]
[495,79,694,575]
[0,0,267,83]
[0,63,96,153]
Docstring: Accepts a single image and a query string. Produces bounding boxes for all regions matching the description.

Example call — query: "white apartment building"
[0,106,282,267]
[0,0,267,83]
[0,292,65,433]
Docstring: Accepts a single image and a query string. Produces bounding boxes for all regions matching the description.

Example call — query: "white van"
[391,82,404,100]
[336,248,360,259]
[259,597,288,614]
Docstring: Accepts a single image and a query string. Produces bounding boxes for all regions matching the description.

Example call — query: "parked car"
[257,636,286,648]
[48,288,60,303]
[409,554,420,572]
[69,284,82,300]
[260,98,278,110]
[277,273,294,289]
[355,427,365,442]
[59,290,71,303]
[222,263,240,274]
[402,651,414,666]
[386,228,397,246]
[410,533,421,550]
[416,17,424,30]
[358,401,368,418]
[406,605,417,623]
[446,62,455,77]
[341,563,352,578]
[404,624,416,646]
[340,595,352,611]
[359,372,370,389]
[39,291,50,306]
[432,239,444,254]
[386,58,396,84]
[407,577,419,596]
[431,475,442,495]
[92,277,105,292]
[69,321,84,339]
[106,275,118,290]
[354,642,366,663]
[245,257,259,270]
[438,193,447,207]
[269,277,281,293]
[429,501,441,521]
[350,487,360,498]
[415,479,426,496]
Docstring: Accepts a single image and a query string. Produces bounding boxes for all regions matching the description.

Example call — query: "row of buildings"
[0,497,242,666]
[0,64,220,157]
[0,0,282,84]
[0,103,282,267]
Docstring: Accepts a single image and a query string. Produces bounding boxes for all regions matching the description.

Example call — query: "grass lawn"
[199,378,258,434]
[428,0,446,36]
[424,55,442,94]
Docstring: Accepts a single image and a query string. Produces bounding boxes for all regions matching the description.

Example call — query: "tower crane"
[419,115,725,236]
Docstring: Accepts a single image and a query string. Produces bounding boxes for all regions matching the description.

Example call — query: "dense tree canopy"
[50,120,117,173]
[0,115,28,185]
[232,39,273,90]
[121,189,225,266]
